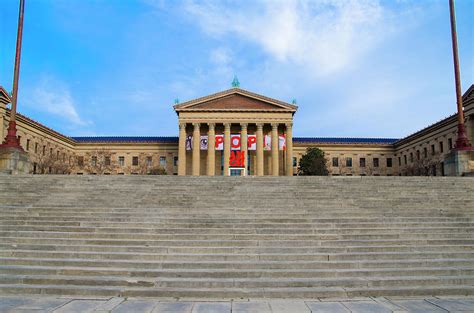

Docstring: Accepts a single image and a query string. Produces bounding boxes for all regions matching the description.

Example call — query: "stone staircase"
[0,175,473,299]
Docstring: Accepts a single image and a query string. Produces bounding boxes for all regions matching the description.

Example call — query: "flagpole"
[1,0,25,150]
[449,0,471,149]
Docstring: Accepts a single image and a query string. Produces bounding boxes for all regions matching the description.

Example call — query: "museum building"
[1,85,473,176]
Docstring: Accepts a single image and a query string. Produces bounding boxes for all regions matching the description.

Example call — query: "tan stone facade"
[1,85,473,176]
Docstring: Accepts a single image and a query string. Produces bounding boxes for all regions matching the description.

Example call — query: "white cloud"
[29,77,89,126]
[184,0,385,77]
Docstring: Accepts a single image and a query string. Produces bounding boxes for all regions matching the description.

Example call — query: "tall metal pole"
[449,0,471,149]
[1,0,25,150]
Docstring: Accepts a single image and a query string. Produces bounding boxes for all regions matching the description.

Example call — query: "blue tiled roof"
[293,137,398,144]
[72,136,179,143]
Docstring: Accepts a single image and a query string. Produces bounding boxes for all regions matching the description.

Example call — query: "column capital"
[192,122,200,127]
[179,122,187,129]
[256,123,264,129]
[240,123,248,129]
[271,123,279,128]
[224,123,231,129]
[285,122,293,128]
[208,123,215,130]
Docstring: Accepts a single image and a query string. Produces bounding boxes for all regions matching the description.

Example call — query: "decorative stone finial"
[174,98,180,105]
[292,98,297,105]
[231,76,240,88]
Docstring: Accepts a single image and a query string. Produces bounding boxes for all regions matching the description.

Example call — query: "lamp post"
[449,0,471,150]
[0,0,25,151]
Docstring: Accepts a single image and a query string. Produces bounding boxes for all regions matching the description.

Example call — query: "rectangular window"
[359,158,366,168]
[57,151,60,159]
[448,138,453,150]
[35,143,38,153]
[173,156,178,166]
[439,142,444,153]
[410,153,413,162]
[105,156,111,166]
[404,155,407,165]
[423,147,427,158]
[387,158,392,168]
[373,158,379,167]
[43,145,46,156]
[91,156,97,166]
[332,157,338,167]
[431,144,435,155]
[50,148,53,155]
[77,156,84,167]
[26,139,30,151]
[416,150,420,160]
[132,156,139,166]
[146,156,152,167]
[292,157,297,167]
[346,157,352,167]
[160,156,166,167]
[398,157,401,166]
[119,156,125,167]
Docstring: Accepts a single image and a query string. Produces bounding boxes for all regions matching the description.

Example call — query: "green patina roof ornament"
[231,76,240,88]
[174,98,180,105]
[292,98,297,105]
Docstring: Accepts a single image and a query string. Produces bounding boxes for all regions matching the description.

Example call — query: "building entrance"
[229,168,245,176]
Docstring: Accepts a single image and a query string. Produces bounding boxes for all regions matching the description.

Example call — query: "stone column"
[207,123,215,176]
[192,123,200,176]
[271,123,279,176]
[223,123,231,176]
[178,123,186,176]
[240,123,248,175]
[256,123,264,176]
[286,123,293,176]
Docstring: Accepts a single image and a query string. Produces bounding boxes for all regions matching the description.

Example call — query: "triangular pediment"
[0,86,11,106]
[174,88,297,112]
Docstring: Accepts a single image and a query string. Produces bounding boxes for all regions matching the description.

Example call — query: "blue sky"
[0,0,472,138]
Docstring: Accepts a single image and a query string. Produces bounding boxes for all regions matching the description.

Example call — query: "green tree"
[298,147,329,176]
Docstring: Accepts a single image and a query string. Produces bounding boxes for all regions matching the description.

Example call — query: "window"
[173,156,178,167]
[359,158,366,168]
[35,143,38,153]
[387,158,392,168]
[448,138,453,150]
[77,156,84,167]
[119,156,125,167]
[132,156,139,166]
[410,153,413,162]
[373,158,379,167]
[416,150,420,160]
[332,157,338,167]
[423,147,427,158]
[346,157,352,167]
[50,148,53,155]
[441,162,445,176]
[105,156,111,166]
[43,145,46,156]
[431,144,435,155]
[146,156,152,167]
[292,157,297,167]
[404,155,407,165]
[33,163,37,174]
[57,151,60,159]
[26,139,30,151]
[91,156,97,166]
[160,156,166,167]
[398,157,401,166]
[439,142,444,153]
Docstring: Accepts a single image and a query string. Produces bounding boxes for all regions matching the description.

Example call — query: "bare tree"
[404,152,442,176]
[83,149,117,174]
[30,137,73,174]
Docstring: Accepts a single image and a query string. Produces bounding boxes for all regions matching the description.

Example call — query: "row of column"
[178,122,293,176]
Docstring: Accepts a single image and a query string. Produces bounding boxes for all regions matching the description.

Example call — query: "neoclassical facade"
[1,84,473,176]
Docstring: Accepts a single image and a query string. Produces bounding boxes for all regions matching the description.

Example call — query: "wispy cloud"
[26,77,89,126]
[184,0,385,77]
